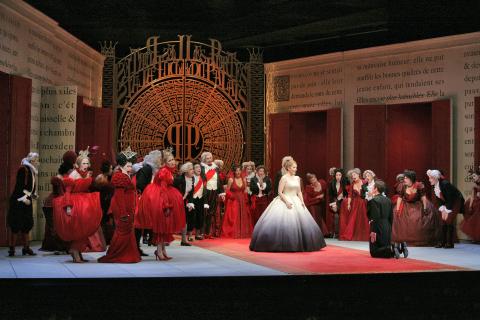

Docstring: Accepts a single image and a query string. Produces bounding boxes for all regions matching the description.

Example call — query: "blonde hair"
[75,155,90,167]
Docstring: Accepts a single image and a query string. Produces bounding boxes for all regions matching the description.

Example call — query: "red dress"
[98,171,141,263]
[137,166,186,243]
[221,178,252,238]
[392,182,440,246]
[304,181,329,235]
[461,184,480,241]
[52,175,102,252]
[339,182,369,241]
[133,175,152,229]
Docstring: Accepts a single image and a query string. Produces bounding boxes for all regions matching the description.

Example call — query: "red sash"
[206,169,216,181]
[194,178,204,194]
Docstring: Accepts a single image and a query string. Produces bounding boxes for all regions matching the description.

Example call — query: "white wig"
[201,152,212,163]
[426,169,441,179]
[180,162,193,174]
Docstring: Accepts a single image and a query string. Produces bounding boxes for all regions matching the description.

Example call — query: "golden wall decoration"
[113,35,250,169]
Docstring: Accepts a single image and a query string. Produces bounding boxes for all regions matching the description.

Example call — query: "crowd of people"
[5,148,480,263]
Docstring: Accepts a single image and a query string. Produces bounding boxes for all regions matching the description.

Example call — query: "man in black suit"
[367,180,402,259]
[427,169,465,249]
[200,152,225,238]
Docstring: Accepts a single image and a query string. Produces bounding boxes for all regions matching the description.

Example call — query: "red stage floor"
[193,238,465,275]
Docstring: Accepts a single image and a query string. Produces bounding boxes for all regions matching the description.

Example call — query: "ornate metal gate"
[110,35,256,169]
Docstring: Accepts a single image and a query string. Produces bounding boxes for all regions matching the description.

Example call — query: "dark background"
[25,0,480,62]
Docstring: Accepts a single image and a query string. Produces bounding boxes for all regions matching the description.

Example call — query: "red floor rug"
[193,239,465,275]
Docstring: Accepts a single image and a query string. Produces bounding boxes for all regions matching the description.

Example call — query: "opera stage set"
[1,1,480,319]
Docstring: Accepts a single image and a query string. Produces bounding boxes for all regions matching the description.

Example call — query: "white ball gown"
[249,175,326,252]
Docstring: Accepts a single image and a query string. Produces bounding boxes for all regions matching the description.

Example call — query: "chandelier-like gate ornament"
[113,35,249,169]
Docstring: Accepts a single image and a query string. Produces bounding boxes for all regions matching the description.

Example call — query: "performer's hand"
[66,206,72,216]
[286,202,293,209]
[347,203,351,211]
[369,232,376,243]
[23,198,31,206]
[337,194,343,201]
[204,204,210,209]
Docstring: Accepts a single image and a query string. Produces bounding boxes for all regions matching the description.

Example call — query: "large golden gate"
[113,35,250,169]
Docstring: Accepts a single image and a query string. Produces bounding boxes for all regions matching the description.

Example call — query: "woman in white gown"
[249,159,326,252]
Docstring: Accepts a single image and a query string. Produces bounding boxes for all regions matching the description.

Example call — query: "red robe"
[98,171,141,263]
[52,175,102,252]
[304,180,329,235]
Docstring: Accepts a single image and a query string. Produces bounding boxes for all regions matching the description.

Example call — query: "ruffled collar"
[21,158,38,175]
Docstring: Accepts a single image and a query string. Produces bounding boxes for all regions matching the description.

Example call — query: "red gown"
[137,166,186,243]
[304,181,329,235]
[52,175,102,252]
[221,178,252,238]
[98,171,141,263]
[392,182,440,246]
[461,184,480,241]
[339,182,369,241]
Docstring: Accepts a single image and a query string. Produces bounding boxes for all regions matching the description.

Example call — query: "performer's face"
[80,159,90,172]
[186,167,194,177]
[30,157,40,168]
[473,173,480,183]
[257,168,265,177]
[234,168,242,178]
[335,172,342,182]
[351,172,359,181]
[428,175,437,186]
[288,164,297,175]
[404,176,413,186]
[166,156,176,168]
[309,176,318,185]
[194,164,201,175]
[205,154,213,165]
[365,172,374,182]
[123,162,132,174]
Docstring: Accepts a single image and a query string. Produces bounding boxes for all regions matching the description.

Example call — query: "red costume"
[52,172,102,252]
[221,177,252,238]
[461,184,480,241]
[339,181,369,241]
[304,180,329,235]
[98,171,141,263]
[137,166,186,243]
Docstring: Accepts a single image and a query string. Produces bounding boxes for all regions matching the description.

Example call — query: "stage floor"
[1,239,478,278]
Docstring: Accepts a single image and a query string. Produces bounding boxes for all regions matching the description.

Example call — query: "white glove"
[204,204,210,209]
[17,195,31,205]
[186,203,195,210]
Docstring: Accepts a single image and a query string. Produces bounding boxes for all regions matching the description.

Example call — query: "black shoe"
[393,246,400,259]
[435,242,445,248]
[8,247,15,257]
[401,242,408,258]
[139,249,149,257]
[180,242,192,246]
[22,247,36,256]
[195,236,204,240]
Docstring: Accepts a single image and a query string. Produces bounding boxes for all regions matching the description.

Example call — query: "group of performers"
[5,148,480,262]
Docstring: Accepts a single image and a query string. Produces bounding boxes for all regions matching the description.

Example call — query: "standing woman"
[249,165,272,226]
[98,149,141,263]
[462,168,480,242]
[138,150,186,260]
[304,173,329,235]
[221,165,252,238]
[392,170,438,249]
[7,152,40,257]
[327,168,349,238]
[52,149,103,262]
[250,159,326,252]
[427,169,465,248]
[339,168,369,241]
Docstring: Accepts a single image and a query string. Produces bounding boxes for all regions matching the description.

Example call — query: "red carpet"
[193,239,465,275]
